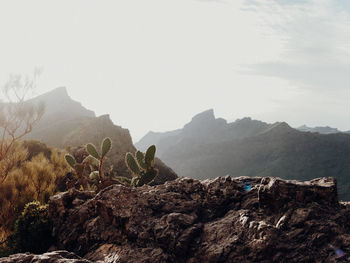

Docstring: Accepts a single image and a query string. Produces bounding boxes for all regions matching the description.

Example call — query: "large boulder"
[44,176,350,262]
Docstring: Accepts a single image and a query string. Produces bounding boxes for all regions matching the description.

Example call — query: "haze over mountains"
[297,125,350,134]
[136,109,350,200]
[24,87,177,183]
[24,87,95,147]
[21,87,350,200]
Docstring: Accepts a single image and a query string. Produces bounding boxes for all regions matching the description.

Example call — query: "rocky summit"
[2,176,350,263]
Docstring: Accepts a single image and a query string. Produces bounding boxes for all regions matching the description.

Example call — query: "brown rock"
[0,251,90,263]
[44,176,350,262]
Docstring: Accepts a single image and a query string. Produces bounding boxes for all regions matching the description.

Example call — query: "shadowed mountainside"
[136,109,350,200]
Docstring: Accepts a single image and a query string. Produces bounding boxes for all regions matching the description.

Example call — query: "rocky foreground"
[2,176,350,262]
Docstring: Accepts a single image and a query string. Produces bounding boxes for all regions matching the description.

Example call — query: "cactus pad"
[126,153,141,175]
[65,154,76,168]
[101,137,112,157]
[136,151,147,169]
[145,145,156,167]
[87,143,100,159]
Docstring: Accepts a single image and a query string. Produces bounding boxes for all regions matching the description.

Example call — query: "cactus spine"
[125,145,158,187]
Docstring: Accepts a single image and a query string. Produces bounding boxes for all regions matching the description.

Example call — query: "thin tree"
[0,70,45,182]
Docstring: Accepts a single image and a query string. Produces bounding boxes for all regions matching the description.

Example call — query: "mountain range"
[297,125,350,134]
[24,87,177,184]
[136,109,350,200]
[21,88,350,200]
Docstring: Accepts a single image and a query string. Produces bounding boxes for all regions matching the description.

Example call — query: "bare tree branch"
[0,71,46,182]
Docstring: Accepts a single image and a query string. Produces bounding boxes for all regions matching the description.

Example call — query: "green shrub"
[8,201,54,254]
[0,245,11,257]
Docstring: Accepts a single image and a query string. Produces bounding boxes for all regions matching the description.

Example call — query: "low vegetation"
[64,138,159,190]
[6,201,53,254]
[0,73,160,255]
[0,140,69,242]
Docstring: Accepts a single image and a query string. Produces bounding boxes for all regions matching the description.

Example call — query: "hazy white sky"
[0,0,349,141]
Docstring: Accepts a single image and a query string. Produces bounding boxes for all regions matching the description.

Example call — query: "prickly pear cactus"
[86,143,100,159]
[64,137,114,191]
[101,137,112,157]
[86,137,112,181]
[65,154,76,168]
[126,153,141,175]
[125,145,159,187]
[145,145,156,168]
[136,151,147,169]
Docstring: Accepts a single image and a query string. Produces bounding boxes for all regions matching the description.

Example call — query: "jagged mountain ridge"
[136,109,350,200]
[136,109,271,155]
[23,87,177,184]
[297,125,341,134]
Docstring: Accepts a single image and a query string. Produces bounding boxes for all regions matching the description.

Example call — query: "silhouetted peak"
[33,87,70,102]
[190,109,215,123]
[264,122,294,134]
[51,86,69,97]
[183,109,220,131]
[237,117,252,122]
[96,114,114,125]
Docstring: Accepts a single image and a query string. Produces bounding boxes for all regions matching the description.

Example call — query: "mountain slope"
[136,109,350,200]
[25,87,95,147]
[24,87,177,184]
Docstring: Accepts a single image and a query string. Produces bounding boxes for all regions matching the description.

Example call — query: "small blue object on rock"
[335,248,344,258]
[243,182,252,192]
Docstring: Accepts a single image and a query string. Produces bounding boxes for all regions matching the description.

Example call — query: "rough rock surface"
[0,250,90,263]
[41,176,350,262]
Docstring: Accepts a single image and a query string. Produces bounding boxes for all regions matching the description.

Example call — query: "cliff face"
[3,176,348,263]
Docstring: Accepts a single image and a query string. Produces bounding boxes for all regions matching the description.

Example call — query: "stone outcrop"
[0,251,90,263]
[37,176,350,262]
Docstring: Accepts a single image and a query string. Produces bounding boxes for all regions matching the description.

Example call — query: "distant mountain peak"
[262,121,294,135]
[190,109,215,123]
[33,86,70,101]
[183,109,228,135]
[297,125,340,134]
[24,87,95,146]
[51,86,69,96]
[29,87,95,118]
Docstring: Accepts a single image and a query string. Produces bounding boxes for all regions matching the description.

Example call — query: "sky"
[0,0,349,142]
